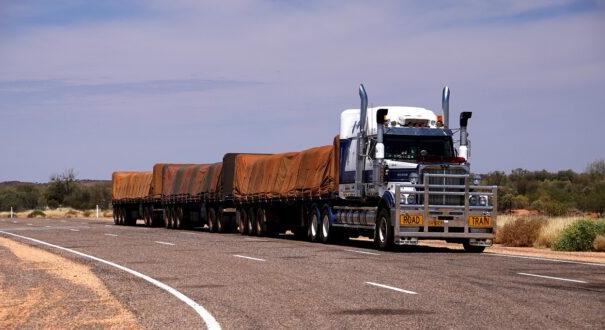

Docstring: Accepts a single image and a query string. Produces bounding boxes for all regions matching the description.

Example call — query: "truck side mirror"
[460,111,472,128]
[376,108,388,124]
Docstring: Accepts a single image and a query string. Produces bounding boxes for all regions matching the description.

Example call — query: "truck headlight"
[469,196,478,206]
[479,195,488,206]
[472,175,481,186]
[407,194,416,205]
[409,173,419,185]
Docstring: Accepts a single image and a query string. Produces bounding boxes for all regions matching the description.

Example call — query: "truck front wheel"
[463,241,486,253]
[375,209,394,250]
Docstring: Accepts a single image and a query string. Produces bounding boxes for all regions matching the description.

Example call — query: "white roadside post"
[10,207,13,219]
[96,205,99,219]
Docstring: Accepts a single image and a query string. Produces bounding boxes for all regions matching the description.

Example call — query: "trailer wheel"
[246,207,255,235]
[463,241,486,253]
[320,207,333,244]
[238,208,248,235]
[375,208,394,250]
[307,205,320,242]
[216,208,225,233]
[173,207,181,229]
[119,208,125,225]
[256,208,266,236]
[164,207,171,229]
[207,208,217,232]
[113,207,119,225]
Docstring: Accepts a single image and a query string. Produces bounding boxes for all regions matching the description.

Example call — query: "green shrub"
[495,217,546,247]
[595,219,605,235]
[27,210,46,218]
[552,219,599,251]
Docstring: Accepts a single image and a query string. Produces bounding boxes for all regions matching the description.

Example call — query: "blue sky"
[1,0,604,182]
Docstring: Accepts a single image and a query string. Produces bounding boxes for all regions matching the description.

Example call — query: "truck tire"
[375,208,394,250]
[113,208,119,225]
[320,206,333,244]
[164,208,171,229]
[307,205,320,242]
[256,208,266,236]
[463,241,486,253]
[238,208,248,235]
[246,207,256,236]
[143,207,151,227]
[174,207,182,229]
[216,209,226,233]
[207,208,217,232]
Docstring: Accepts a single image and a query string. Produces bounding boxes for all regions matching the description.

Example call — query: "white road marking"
[517,272,587,284]
[69,229,80,232]
[27,223,33,226]
[233,254,266,262]
[12,221,18,224]
[45,225,52,228]
[155,241,175,246]
[105,234,118,237]
[105,225,112,227]
[0,230,220,329]
[243,238,269,242]
[344,249,380,256]
[488,253,605,267]
[365,282,418,295]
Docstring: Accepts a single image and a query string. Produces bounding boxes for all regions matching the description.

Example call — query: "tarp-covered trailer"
[219,140,339,237]
[111,171,152,225]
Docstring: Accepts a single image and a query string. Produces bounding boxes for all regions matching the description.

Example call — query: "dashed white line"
[0,230,220,329]
[27,223,33,226]
[233,254,266,262]
[45,225,52,228]
[365,282,418,295]
[344,249,380,256]
[105,234,118,237]
[69,229,80,232]
[517,272,587,283]
[488,253,605,267]
[155,241,175,246]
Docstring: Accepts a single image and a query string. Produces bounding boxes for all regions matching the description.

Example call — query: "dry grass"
[496,215,605,250]
[0,207,112,219]
[534,216,585,248]
[594,235,605,252]
[495,216,547,247]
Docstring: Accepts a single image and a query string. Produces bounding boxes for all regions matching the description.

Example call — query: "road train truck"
[112,84,497,252]
[331,85,497,251]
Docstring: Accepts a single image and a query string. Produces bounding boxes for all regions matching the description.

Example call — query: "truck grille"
[420,167,468,206]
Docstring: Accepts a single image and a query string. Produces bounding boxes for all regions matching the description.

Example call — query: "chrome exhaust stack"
[356,84,368,197]
[442,86,450,128]
[459,111,472,160]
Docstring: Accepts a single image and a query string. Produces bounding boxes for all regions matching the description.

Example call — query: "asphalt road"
[1,217,604,329]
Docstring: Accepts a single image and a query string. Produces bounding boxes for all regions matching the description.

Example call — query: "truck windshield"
[384,135,454,161]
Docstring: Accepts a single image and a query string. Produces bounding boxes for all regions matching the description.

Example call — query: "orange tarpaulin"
[152,163,223,198]
[111,172,152,200]
[231,140,338,200]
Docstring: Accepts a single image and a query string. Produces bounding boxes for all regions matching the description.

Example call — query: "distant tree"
[586,159,605,176]
[45,169,78,208]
